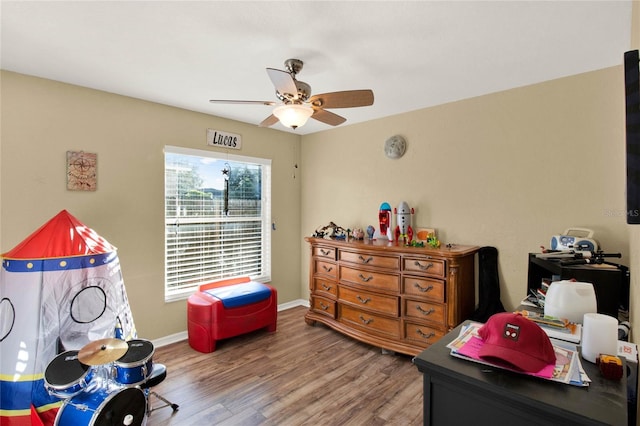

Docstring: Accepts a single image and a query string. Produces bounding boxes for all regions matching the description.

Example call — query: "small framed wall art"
[66,151,97,191]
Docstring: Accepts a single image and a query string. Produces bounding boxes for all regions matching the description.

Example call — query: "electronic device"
[550,227,599,252]
[625,49,640,224]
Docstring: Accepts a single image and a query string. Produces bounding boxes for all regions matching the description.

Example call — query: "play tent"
[0,210,137,425]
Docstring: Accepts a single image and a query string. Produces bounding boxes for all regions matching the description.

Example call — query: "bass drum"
[44,350,93,399]
[54,387,146,426]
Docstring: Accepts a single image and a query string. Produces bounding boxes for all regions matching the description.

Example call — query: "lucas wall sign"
[207,129,242,150]
[66,151,97,191]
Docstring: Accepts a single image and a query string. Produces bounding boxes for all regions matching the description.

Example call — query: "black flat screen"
[625,49,640,224]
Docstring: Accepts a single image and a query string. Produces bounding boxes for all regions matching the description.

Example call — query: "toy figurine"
[352,228,365,240]
[378,202,393,241]
[366,225,375,240]
[394,201,414,245]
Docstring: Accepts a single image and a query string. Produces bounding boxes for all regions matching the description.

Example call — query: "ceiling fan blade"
[259,114,280,127]
[311,109,347,126]
[209,99,276,106]
[266,68,298,100]
[309,90,374,109]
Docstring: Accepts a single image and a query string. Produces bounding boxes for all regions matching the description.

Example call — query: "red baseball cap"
[478,312,556,373]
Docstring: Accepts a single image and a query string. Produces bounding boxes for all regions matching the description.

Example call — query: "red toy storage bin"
[187,292,216,353]
[187,277,277,353]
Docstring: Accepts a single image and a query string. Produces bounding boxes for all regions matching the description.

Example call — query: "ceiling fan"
[209,58,374,130]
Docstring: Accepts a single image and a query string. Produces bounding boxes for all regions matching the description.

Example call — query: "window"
[164,146,271,301]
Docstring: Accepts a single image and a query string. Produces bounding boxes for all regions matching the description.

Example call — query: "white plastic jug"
[544,280,597,324]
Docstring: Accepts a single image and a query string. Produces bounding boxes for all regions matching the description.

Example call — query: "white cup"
[581,312,618,363]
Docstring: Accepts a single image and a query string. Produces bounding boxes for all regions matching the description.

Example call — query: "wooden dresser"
[304,237,479,356]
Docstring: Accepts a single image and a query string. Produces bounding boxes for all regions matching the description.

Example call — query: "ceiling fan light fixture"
[273,104,313,129]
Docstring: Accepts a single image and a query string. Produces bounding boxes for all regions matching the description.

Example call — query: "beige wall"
[1,39,637,343]
[301,65,629,313]
[0,71,302,340]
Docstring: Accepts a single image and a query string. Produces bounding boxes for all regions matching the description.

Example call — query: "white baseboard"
[151,298,309,348]
[277,298,309,311]
[152,330,188,348]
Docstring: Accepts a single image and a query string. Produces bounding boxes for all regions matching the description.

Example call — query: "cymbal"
[78,338,128,366]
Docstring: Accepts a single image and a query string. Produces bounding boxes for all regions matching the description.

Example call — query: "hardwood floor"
[146,306,423,425]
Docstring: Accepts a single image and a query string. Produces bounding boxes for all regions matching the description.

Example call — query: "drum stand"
[139,363,179,415]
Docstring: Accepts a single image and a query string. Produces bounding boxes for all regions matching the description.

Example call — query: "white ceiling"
[0,1,634,135]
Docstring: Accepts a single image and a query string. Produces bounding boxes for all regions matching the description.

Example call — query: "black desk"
[413,321,628,426]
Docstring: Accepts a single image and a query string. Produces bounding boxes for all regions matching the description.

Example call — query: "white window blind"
[164,146,271,301]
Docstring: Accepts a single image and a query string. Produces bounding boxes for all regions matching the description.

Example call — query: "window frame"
[163,145,272,302]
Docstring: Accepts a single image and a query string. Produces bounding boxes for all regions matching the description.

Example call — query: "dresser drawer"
[403,256,445,277]
[314,245,336,260]
[339,265,400,292]
[339,250,400,269]
[311,295,336,319]
[403,276,445,302]
[313,277,338,298]
[314,259,338,279]
[339,304,401,339]
[405,322,445,345]
[338,285,399,316]
[404,299,446,325]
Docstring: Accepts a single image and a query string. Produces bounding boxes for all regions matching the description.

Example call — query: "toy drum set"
[44,338,155,426]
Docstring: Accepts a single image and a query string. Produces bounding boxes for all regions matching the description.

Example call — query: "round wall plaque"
[384,135,407,159]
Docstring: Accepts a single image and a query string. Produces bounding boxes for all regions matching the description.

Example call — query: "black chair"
[139,363,179,415]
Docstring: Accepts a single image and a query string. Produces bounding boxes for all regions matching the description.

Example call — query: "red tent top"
[2,210,116,259]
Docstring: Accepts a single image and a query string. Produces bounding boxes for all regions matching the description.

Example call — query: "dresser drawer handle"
[319,303,329,311]
[414,261,434,271]
[416,306,435,316]
[320,248,331,256]
[321,283,333,291]
[413,282,434,293]
[417,329,436,339]
[359,315,373,325]
[358,255,373,264]
[322,265,334,273]
[356,295,371,304]
[358,274,373,282]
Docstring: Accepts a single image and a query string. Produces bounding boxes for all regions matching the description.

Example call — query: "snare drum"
[113,339,154,385]
[44,350,94,399]
[54,387,146,426]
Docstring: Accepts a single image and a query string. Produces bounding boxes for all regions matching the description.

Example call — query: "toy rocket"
[394,201,414,244]
[379,202,393,241]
